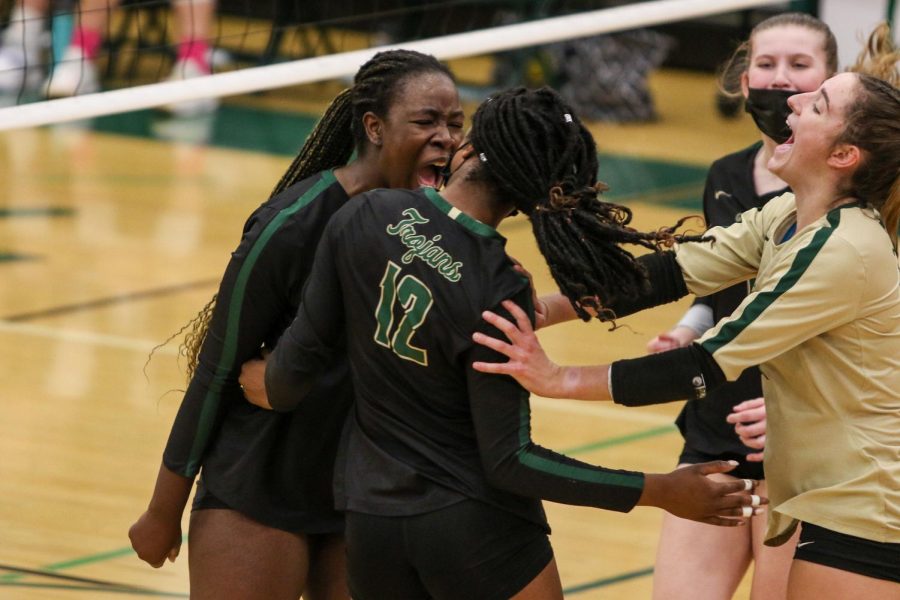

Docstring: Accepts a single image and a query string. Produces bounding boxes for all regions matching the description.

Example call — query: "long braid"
[270,88,355,197]
[178,293,217,381]
[175,50,455,380]
[470,87,705,321]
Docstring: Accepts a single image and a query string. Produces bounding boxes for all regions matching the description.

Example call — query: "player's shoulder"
[829,205,896,262]
[704,143,761,213]
[343,188,424,218]
[761,191,795,214]
[708,142,760,174]
[322,188,432,251]
[264,169,344,209]
[706,143,758,194]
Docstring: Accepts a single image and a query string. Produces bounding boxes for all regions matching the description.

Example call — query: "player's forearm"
[557,343,727,404]
[635,473,661,507]
[539,253,689,329]
[264,313,332,411]
[147,462,194,519]
[539,293,580,327]
[602,252,689,319]
[558,364,613,401]
[610,344,727,406]
[265,351,317,411]
[472,388,641,512]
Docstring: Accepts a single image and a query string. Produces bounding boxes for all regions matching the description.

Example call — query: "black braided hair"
[178,49,456,380]
[270,87,354,197]
[469,87,705,321]
[271,49,455,197]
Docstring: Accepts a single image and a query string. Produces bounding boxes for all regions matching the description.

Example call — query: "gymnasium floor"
[0,63,761,599]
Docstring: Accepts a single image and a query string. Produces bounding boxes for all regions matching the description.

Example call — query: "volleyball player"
[242,87,764,600]
[128,49,464,599]
[641,13,837,599]
[474,71,900,599]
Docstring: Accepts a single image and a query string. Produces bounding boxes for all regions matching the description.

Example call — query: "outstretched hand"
[727,398,766,462]
[472,300,568,398]
[641,460,766,526]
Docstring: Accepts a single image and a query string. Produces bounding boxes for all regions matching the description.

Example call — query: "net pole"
[0,0,782,130]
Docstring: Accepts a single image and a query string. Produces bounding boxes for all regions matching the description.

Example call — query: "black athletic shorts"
[191,478,231,511]
[346,500,554,600]
[795,522,900,583]
[678,446,764,480]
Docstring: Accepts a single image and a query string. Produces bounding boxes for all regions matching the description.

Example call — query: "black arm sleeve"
[265,225,344,412]
[162,221,297,477]
[601,252,689,319]
[610,343,727,407]
[467,291,645,513]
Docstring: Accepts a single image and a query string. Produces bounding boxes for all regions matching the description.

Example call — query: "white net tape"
[0,0,781,131]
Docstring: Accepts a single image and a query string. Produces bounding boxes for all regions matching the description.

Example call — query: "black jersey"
[163,170,352,533]
[267,187,645,531]
[677,142,788,460]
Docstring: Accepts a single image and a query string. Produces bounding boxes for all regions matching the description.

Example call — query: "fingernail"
[727,460,739,466]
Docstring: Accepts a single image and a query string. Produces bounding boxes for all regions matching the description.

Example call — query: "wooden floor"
[0,63,761,599]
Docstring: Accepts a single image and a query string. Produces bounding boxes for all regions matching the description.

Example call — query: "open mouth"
[417,159,448,189]
[776,119,795,152]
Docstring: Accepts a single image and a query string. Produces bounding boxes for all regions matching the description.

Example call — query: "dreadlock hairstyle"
[177,49,456,380]
[468,87,704,321]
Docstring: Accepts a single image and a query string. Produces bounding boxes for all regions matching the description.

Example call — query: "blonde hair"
[719,12,838,97]
[847,22,900,87]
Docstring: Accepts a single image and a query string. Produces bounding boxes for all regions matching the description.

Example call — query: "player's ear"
[827,143,861,171]
[363,112,383,147]
[457,143,476,160]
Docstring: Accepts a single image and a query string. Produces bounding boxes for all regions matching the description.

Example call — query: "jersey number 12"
[373,261,434,366]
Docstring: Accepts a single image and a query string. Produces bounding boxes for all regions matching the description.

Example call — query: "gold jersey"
[676,192,900,544]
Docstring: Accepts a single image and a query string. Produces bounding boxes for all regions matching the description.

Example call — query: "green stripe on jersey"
[516,401,643,488]
[184,170,338,475]
[702,208,840,355]
[424,187,502,239]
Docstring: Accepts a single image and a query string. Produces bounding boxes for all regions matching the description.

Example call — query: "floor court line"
[531,396,677,426]
[0,547,140,584]
[0,320,180,355]
[4,421,671,590]
[0,562,186,596]
[562,424,676,455]
[1,278,219,323]
[563,566,656,595]
[0,316,678,426]
[0,207,74,218]
[0,581,188,597]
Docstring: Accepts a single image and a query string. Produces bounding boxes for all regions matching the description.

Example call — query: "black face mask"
[744,88,797,144]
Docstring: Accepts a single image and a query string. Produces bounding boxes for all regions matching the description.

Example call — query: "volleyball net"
[0,0,790,130]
